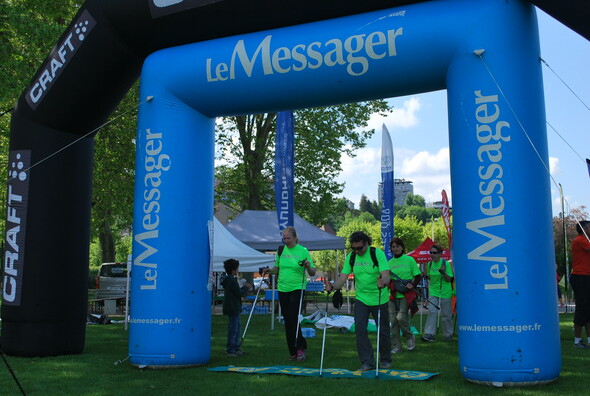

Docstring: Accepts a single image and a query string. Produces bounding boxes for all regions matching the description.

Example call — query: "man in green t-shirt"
[326,231,391,372]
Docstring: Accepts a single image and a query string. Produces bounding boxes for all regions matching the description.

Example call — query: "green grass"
[0,313,587,395]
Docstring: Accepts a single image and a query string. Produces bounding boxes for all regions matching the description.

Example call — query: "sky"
[337,9,590,217]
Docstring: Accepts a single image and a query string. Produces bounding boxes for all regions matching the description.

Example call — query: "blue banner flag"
[381,124,395,260]
[275,111,295,231]
[586,158,590,178]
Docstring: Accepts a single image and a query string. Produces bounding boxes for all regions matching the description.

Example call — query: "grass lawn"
[0,313,586,395]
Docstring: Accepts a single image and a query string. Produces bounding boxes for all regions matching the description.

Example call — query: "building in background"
[378,178,414,206]
[344,198,355,210]
[430,201,444,210]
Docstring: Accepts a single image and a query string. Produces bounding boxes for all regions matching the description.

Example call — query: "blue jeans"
[227,314,241,353]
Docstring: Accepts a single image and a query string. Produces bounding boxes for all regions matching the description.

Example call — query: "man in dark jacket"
[221,259,251,356]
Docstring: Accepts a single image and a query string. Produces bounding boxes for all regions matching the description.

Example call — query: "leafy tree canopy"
[215,100,393,225]
[1,1,137,262]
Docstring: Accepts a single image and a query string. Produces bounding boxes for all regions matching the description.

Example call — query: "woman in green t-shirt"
[421,244,454,342]
[266,227,316,361]
[388,237,421,353]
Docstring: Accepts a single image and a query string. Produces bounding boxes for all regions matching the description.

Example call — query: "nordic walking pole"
[437,284,442,329]
[242,270,268,341]
[437,260,449,330]
[294,260,308,349]
[0,346,26,396]
[320,288,331,377]
[390,271,440,310]
[376,286,382,379]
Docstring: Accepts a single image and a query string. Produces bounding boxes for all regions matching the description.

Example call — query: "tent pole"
[271,274,276,330]
[560,184,570,312]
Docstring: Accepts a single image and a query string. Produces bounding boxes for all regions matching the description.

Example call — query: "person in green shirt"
[421,243,454,342]
[326,231,391,372]
[264,226,315,361]
[388,237,421,353]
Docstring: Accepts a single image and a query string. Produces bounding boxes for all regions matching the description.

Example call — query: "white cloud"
[339,145,452,207]
[366,97,421,132]
[399,148,451,204]
[400,147,449,174]
[339,97,454,207]
[338,146,382,206]
[549,156,559,176]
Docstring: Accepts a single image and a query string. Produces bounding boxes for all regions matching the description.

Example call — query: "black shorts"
[570,274,590,326]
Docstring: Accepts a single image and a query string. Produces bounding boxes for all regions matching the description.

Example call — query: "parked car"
[96,262,129,299]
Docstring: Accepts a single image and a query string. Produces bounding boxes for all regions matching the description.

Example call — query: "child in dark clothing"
[221,259,251,357]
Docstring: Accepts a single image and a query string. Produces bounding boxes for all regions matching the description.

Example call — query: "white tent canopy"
[210,217,275,272]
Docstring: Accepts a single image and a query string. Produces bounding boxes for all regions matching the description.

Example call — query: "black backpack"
[349,246,379,270]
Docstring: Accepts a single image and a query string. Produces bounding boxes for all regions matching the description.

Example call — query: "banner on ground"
[210,365,438,380]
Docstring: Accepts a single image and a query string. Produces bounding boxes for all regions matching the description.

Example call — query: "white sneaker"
[391,346,402,354]
[407,335,416,351]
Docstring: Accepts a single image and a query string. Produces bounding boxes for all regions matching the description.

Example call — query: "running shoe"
[407,335,416,350]
[357,364,374,372]
[296,349,306,361]
[421,334,435,342]
[574,341,590,349]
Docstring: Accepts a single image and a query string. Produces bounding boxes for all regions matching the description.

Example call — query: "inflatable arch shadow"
[3,0,589,386]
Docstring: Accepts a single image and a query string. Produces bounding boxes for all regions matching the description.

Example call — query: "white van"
[96,262,128,299]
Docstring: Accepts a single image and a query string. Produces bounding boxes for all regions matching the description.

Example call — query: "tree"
[90,86,138,262]
[310,249,342,275]
[392,216,423,252]
[215,101,393,225]
[215,114,275,211]
[1,1,137,263]
[325,198,353,232]
[311,216,382,275]
[359,194,381,220]
[358,211,378,224]
[395,204,439,224]
[0,1,80,236]
[359,194,371,214]
[405,193,426,207]
[553,206,588,276]
[337,218,383,251]
[422,217,451,249]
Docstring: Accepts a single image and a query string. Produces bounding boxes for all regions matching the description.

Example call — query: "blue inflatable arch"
[3,0,590,387]
[132,0,554,383]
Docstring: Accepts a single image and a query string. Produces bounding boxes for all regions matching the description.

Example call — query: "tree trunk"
[99,219,116,263]
[237,113,275,210]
